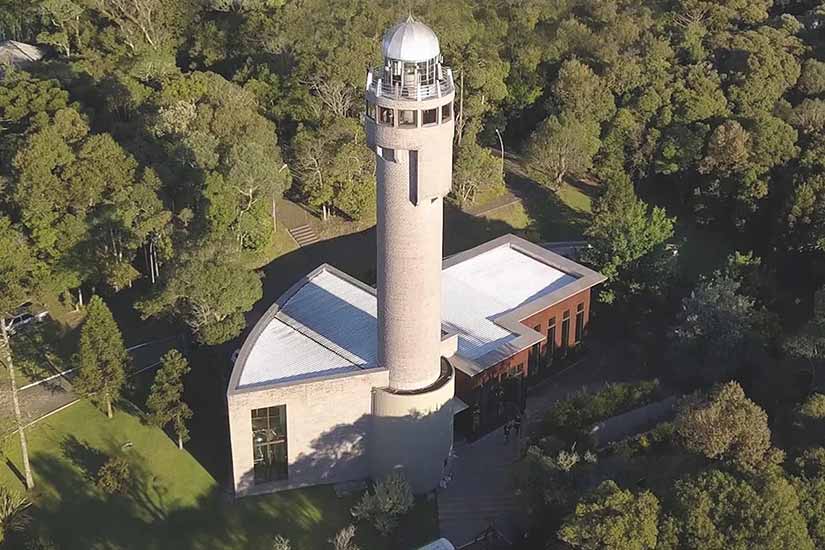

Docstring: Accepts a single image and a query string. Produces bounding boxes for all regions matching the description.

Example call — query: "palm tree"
[0,487,31,543]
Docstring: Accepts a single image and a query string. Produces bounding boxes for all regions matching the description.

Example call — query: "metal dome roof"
[382,16,440,63]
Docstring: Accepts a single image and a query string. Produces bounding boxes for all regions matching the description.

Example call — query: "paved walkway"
[437,355,629,546]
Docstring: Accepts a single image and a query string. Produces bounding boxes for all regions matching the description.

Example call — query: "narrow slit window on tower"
[423,108,438,125]
[399,110,417,128]
[409,150,419,204]
[379,107,394,126]
[366,101,376,121]
[441,102,452,122]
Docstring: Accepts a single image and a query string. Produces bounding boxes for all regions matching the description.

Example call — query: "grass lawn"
[238,227,299,271]
[1,401,437,550]
[481,202,531,230]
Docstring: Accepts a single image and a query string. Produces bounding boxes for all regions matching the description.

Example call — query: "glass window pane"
[423,108,438,125]
[441,102,452,122]
[379,107,394,126]
[399,110,417,127]
[251,405,288,484]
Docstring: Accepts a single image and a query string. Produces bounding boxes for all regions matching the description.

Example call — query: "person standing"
[503,421,511,443]
[513,415,522,438]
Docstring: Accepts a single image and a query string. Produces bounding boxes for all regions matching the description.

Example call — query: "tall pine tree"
[75,296,127,419]
[147,349,192,450]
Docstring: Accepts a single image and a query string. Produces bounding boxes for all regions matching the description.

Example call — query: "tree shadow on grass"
[504,166,591,242]
[61,434,107,481]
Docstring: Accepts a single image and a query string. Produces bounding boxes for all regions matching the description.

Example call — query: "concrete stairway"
[288,224,320,247]
[437,433,526,547]
[438,493,521,546]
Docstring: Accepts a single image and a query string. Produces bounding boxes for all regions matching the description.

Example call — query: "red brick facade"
[455,287,592,395]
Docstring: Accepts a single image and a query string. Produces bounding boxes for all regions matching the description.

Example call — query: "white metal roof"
[0,41,43,65]
[382,16,440,62]
[236,267,378,389]
[279,269,378,368]
[232,238,594,390]
[237,317,359,388]
[441,245,577,360]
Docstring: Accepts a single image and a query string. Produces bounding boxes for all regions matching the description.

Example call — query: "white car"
[5,302,48,335]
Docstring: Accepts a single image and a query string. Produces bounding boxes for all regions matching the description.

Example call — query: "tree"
[668,470,814,550]
[0,487,30,544]
[794,476,825,550]
[558,480,659,550]
[526,114,601,190]
[75,296,128,418]
[799,393,825,420]
[36,0,85,58]
[146,349,192,449]
[0,216,43,490]
[292,118,374,221]
[452,125,505,207]
[784,287,825,389]
[675,382,779,471]
[550,58,615,123]
[351,471,414,535]
[137,257,262,345]
[150,72,288,247]
[797,59,825,97]
[669,273,763,383]
[581,175,674,304]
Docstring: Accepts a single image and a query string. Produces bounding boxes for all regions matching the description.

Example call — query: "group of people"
[502,414,522,443]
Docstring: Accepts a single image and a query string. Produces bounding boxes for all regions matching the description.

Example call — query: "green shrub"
[351,471,414,535]
[271,535,292,550]
[96,456,131,496]
[543,380,662,440]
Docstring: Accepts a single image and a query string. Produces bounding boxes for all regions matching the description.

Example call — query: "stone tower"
[364,16,457,491]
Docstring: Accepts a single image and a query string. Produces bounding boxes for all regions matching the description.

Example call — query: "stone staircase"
[438,493,522,546]
[288,224,320,247]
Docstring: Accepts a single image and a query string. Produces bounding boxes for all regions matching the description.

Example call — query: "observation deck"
[367,67,454,101]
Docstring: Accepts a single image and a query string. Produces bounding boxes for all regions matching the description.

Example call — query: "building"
[0,40,43,72]
[226,17,604,498]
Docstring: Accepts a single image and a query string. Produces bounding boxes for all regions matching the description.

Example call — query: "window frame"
[574,303,585,344]
[441,102,452,122]
[251,405,288,484]
[422,108,438,125]
[399,109,417,128]
[378,106,395,126]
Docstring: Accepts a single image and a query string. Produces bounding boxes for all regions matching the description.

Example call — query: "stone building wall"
[228,368,389,496]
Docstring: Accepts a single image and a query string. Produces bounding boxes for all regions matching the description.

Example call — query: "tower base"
[370,361,455,492]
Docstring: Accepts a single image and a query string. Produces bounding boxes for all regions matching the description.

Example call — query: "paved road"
[1,336,183,428]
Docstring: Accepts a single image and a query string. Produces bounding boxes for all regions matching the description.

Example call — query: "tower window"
[251,405,288,484]
[366,101,376,121]
[423,108,438,125]
[379,107,394,126]
[399,110,417,128]
[441,102,452,122]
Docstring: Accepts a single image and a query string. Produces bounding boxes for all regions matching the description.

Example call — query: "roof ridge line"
[275,311,369,370]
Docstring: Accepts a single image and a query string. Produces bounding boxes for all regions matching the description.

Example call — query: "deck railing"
[367,68,454,100]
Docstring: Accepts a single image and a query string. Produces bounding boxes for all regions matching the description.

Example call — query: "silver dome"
[382,16,440,63]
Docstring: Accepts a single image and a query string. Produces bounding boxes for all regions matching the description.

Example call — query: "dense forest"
[3,0,825,548]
